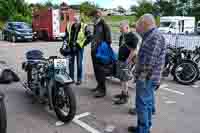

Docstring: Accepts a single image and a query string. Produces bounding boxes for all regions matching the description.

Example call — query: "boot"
[114,91,129,105]
[93,88,106,98]
[113,93,123,99]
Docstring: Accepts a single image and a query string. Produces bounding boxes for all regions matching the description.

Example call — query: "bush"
[0,21,5,30]
[11,13,32,24]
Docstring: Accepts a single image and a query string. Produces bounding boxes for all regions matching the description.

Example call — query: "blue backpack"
[96,41,117,64]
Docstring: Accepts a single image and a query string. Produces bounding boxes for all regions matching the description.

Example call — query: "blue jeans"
[135,80,157,133]
[69,48,84,81]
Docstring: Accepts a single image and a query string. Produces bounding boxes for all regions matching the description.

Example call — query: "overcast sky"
[25,0,155,9]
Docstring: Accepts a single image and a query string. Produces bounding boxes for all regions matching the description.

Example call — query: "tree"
[191,0,200,21]
[117,6,126,14]
[133,0,156,19]
[154,0,176,16]
[80,1,97,16]
[130,5,137,12]
[44,0,59,9]
[0,0,32,23]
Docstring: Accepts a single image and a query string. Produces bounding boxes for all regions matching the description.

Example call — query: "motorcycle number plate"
[54,59,68,69]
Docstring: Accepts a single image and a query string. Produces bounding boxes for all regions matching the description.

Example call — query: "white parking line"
[72,112,102,133]
[74,112,91,120]
[162,87,185,95]
[160,84,185,95]
[165,101,176,104]
[73,119,101,133]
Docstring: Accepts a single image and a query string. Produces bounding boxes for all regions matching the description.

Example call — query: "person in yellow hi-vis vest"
[65,15,91,85]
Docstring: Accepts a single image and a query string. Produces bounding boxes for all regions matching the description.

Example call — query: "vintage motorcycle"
[22,50,76,123]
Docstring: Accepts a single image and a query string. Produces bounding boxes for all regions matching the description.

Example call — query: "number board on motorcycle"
[54,59,68,69]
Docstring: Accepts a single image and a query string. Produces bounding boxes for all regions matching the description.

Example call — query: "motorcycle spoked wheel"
[52,83,76,123]
[0,100,7,133]
[174,60,199,85]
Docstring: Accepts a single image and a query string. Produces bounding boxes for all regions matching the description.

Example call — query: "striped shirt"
[135,28,166,84]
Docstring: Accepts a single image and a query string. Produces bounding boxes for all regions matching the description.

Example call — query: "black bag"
[0,69,20,84]
[60,40,71,56]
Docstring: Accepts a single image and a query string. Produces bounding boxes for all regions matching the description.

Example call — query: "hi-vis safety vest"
[77,23,86,48]
[67,22,86,49]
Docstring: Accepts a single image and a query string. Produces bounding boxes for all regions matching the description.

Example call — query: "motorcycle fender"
[54,74,73,84]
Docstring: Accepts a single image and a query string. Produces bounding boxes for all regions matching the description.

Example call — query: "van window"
[198,23,200,27]
[160,22,171,27]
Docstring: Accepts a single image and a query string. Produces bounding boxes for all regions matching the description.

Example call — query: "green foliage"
[117,6,126,14]
[133,0,156,19]
[44,0,59,9]
[154,0,176,16]
[80,1,97,16]
[0,20,5,30]
[11,13,32,24]
[0,0,32,24]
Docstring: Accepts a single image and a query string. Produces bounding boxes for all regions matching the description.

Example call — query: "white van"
[159,16,195,34]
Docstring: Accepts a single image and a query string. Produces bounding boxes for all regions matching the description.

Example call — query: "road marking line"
[191,85,199,88]
[165,101,176,104]
[74,112,91,120]
[55,121,64,127]
[159,84,168,89]
[161,87,185,95]
[73,119,101,133]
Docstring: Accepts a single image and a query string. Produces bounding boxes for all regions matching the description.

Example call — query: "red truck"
[32,4,75,41]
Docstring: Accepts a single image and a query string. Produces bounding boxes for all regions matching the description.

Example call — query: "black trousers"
[91,50,113,92]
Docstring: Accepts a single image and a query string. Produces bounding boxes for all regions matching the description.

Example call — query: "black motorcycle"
[163,46,199,85]
[0,91,6,133]
[0,60,20,133]
[22,50,76,123]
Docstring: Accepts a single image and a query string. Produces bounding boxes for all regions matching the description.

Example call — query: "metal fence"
[112,33,200,50]
[163,34,200,50]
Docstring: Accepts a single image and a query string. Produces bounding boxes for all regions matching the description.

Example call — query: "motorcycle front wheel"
[52,83,76,123]
[174,60,199,85]
[0,99,7,133]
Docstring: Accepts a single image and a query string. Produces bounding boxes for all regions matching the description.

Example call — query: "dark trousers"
[91,50,113,92]
[69,48,84,81]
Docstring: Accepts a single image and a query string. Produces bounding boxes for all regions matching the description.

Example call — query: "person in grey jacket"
[89,9,112,98]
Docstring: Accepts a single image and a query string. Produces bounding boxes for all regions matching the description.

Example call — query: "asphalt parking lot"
[0,40,200,133]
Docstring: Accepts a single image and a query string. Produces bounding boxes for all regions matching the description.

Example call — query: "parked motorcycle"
[163,46,199,85]
[0,60,21,133]
[0,91,6,133]
[22,50,76,123]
